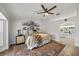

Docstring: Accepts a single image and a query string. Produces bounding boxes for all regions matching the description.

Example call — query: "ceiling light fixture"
[45,12,48,16]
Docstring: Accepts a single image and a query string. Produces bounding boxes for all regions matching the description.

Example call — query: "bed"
[25,33,52,50]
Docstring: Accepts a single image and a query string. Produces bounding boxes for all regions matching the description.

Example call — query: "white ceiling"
[0,3,78,21]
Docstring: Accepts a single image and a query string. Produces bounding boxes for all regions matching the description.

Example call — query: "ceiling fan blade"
[48,6,57,12]
[37,12,45,14]
[48,12,54,14]
[41,5,47,12]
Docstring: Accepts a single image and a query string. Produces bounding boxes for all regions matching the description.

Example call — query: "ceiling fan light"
[45,13,48,16]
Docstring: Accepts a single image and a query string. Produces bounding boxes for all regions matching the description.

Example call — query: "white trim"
[0,12,8,52]
[0,12,7,20]
[0,46,8,52]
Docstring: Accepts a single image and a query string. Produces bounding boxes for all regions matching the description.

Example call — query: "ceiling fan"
[37,5,57,16]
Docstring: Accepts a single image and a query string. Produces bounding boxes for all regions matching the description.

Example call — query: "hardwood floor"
[0,44,79,56]
[74,47,79,56]
[0,44,27,56]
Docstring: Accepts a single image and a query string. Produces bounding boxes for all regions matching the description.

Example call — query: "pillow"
[33,34,43,46]
[33,33,52,47]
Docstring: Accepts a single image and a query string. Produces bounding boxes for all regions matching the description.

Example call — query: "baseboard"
[0,47,8,52]
[9,41,16,45]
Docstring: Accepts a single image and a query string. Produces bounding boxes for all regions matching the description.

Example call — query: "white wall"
[39,7,79,47]
[75,6,79,46]
[44,16,79,46]
[9,17,46,44]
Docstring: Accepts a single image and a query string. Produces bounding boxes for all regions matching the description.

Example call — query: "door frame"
[0,19,8,52]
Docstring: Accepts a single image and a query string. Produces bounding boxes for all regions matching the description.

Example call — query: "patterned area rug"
[15,40,65,56]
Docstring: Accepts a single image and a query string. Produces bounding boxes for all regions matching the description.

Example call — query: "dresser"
[16,35,25,44]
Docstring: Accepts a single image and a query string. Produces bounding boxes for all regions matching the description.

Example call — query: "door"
[0,20,3,46]
[0,20,8,52]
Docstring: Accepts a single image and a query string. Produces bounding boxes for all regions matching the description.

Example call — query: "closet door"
[0,20,3,46]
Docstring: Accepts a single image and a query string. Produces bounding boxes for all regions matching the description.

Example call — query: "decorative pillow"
[33,33,52,47]
[33,34,43,46]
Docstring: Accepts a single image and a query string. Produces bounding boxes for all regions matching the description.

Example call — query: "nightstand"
[16,35,25,44]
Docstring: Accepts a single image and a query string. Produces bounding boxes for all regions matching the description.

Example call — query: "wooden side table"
[16,35,25,44]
